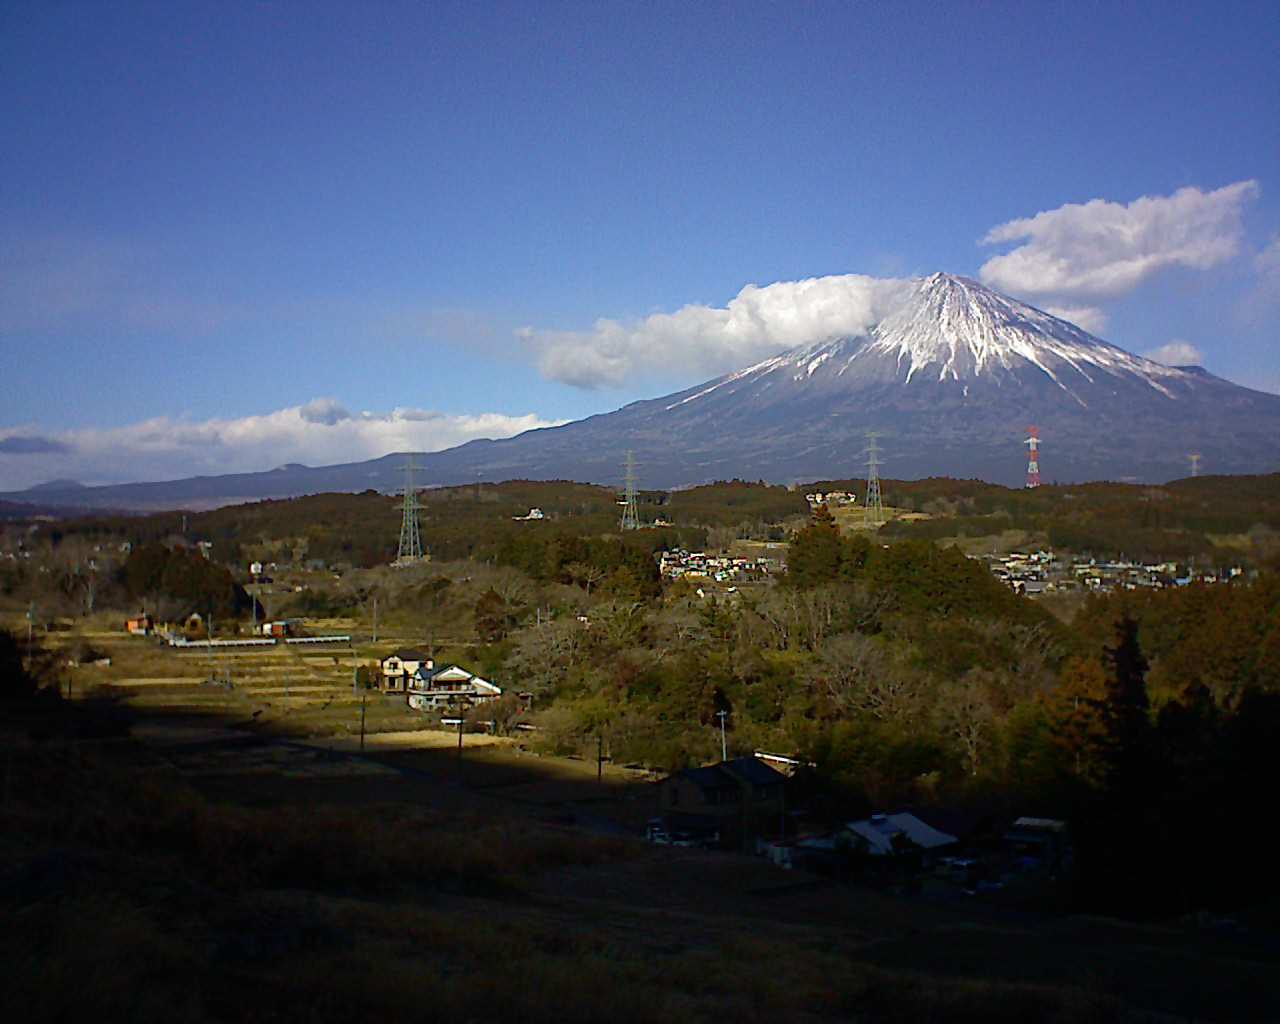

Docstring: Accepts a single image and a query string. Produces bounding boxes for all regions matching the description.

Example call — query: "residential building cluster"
[650,755,1070,896]
[805,490,858,509]
[657,548,780,583]
[979,550,1244,595]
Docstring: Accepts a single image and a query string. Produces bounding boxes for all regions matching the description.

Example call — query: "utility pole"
[716,709,728,762]
[372,596,378,643]
[597,733,604,783]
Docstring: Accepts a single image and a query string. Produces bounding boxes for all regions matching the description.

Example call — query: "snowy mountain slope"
[667,273,1187,409]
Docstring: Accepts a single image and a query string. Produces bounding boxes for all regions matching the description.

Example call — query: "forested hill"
[874,473,1280,564]
[26,480,808,569]
[16,473,1280,570]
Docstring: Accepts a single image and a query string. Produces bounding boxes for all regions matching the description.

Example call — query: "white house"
[407,664,501,710]
[380,648,433,692]
[844,812,957,857]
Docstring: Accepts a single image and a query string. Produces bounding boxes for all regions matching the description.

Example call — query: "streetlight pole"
[716,709,728,762]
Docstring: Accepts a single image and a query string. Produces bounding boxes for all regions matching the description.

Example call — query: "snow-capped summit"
[694,273,1186,411]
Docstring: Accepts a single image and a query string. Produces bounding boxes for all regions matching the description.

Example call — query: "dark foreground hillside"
[5,688,1280,1023]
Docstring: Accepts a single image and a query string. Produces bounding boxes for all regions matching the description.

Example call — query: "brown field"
[829,504,913,531]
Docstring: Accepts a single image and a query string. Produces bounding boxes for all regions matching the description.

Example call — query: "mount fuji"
[9,273,1280,508]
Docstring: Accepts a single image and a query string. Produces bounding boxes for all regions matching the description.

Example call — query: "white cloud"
[1041,305,1109,335]
[521,274,909,389]
[979,181,1260,302]
[1254,235,1280,304]
[0,402,564,491]
[1141,340,1205,367]
[1258,236,1280,277]
[299,397,352,425]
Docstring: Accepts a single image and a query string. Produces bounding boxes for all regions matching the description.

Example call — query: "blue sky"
[2,0,1276,488]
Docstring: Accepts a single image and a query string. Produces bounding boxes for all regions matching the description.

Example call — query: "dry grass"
[4,725,1274,1023]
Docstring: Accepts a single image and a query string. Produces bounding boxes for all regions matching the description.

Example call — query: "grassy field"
[829,504,916,532]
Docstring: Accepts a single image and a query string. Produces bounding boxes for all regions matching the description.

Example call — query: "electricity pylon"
[1025,426,1042,489]
[394,455,424,564]
[619,451,640,531]
[863,432,884,527]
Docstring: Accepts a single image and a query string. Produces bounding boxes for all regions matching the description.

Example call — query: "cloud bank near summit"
[522,274,910,389]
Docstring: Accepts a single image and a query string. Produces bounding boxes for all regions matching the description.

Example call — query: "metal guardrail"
[167,636,276,648]
[284,635,351,644]
[165,634,350,648]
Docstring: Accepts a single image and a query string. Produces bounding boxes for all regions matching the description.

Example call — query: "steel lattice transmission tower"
[394,455,425,564]
[863,432,885,527]
[619,450,640,531]
[1024,426,1041,489]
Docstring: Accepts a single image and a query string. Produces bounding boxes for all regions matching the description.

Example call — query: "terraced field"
[66,631,432,738]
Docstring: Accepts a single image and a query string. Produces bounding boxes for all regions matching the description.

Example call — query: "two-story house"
[657,755,788,848]
[406,664,501,710]
[380,648,432,693]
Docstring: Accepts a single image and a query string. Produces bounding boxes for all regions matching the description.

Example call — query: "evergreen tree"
[786,506,843,587]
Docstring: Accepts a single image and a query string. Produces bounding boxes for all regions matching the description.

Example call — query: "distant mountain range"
[7,273,1280,511]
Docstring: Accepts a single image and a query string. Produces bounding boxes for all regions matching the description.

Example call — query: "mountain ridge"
[6,273,1279,510]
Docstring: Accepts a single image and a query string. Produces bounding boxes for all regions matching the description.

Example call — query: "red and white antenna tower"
[1024,426,1041,489]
